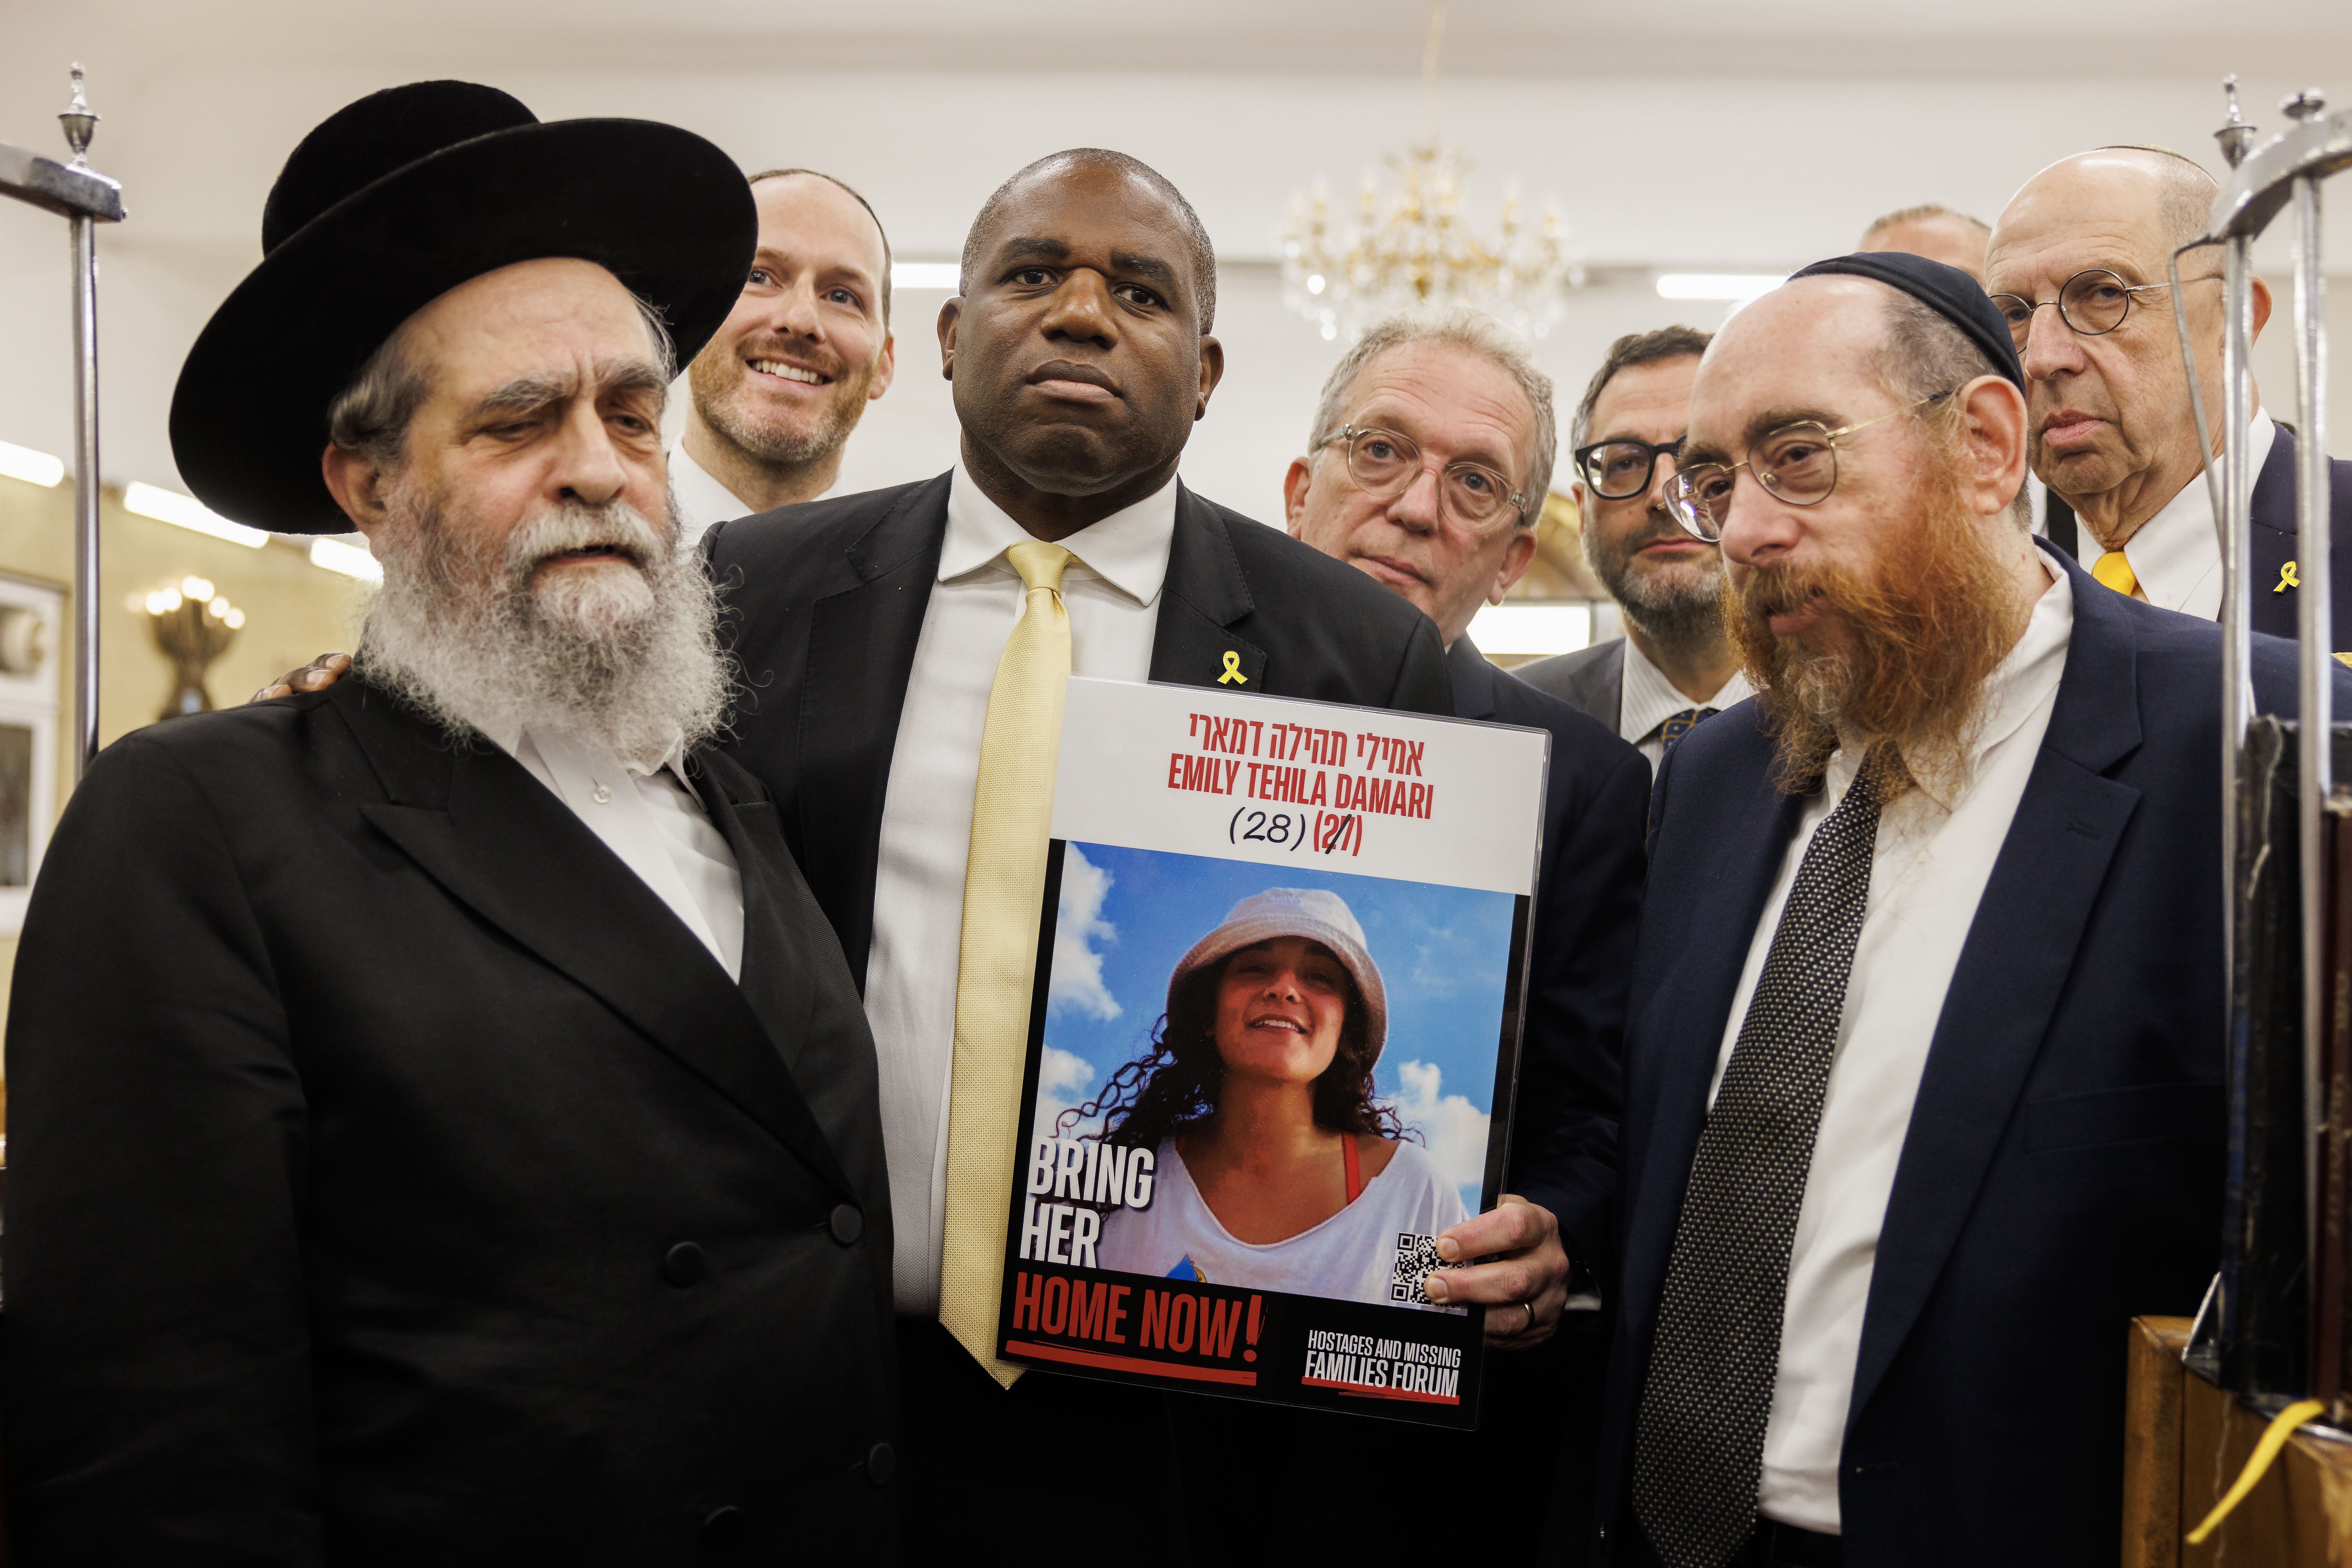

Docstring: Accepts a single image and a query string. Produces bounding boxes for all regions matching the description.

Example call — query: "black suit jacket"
[1593,546,2352,1567]
[703,473,1455,983]
[5,680,899,1565]
[2249,421,2352,640]
[1511,637,1626,731]
[1447,637,1646,1282]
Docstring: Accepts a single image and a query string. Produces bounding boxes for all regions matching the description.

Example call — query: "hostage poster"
[995,676,1547,1428]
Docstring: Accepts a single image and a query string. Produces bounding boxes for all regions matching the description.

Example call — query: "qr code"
[1388,1231,1463,1305]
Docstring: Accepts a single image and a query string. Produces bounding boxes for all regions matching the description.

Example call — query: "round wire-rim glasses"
[1572,435,1683,501]
[1987,267,2220,349]
[1665,390,1954,544]
[1324,425,1530,533]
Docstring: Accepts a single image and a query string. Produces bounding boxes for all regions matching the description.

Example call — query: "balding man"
[671,168,898,541]
[1988,146,2352,635]
[1858,203,1990,285]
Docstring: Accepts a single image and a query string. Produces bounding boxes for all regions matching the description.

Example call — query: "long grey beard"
[355,487,731,767]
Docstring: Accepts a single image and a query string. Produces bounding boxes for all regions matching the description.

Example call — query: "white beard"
[355,482,730,767]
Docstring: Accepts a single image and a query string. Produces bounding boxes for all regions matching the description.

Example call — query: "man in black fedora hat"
[5,81,900,1564]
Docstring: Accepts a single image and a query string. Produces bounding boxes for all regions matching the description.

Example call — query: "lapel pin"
[2277,561,2300,593]
[1217,650,1248,685]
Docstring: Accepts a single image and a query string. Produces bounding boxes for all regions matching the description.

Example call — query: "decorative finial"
[59,62,99,167]
[2282,88,2329,123]
[2215,74,2258,168]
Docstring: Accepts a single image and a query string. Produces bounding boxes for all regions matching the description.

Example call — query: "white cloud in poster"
[1048,846,1122,1021]
[1394,1059,1490,1201]
[1035,1045,1100,1136]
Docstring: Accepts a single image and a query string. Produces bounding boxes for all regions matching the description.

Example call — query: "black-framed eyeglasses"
[1987,268,2221,349]
[1665,390,1953,543]
[1572,435,1685,501]
[1322,425,1530,533]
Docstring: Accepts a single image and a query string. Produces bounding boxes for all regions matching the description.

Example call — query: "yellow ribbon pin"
[2277,561,2300,593]
[1217,650,1248,685]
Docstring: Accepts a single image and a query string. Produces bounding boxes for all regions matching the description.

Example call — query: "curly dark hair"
[1057,942,1407,1151]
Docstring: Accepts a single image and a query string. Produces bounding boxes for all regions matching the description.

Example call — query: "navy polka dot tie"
[1632,748,1892,1568]
[1658,707,1717,754]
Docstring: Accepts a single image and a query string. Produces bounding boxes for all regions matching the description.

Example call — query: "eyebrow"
[1359,408,1519,478]
[752,246,880,288]
[468,357,669,422]
[993,235,1182,299]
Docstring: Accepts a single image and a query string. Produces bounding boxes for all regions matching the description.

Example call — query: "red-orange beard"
[1723,448,2023,800]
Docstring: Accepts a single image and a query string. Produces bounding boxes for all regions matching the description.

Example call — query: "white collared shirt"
[865,462,1179,1314]
[1620,636,1755,774]
[2099,413,2276,621]
[669,442,837,551]
[1710,560,2074,1534]
[485,724,746,980]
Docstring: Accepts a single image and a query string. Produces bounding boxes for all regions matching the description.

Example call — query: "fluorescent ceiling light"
[1656,273,1786,301]
[0,441,64,488]
[891,262,961,290]
[309,536,382,582]
[123,482,267,547]
[1467,603,1591,658]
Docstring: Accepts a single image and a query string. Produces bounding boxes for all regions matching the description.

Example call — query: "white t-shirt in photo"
[1097,1136,1469,1309]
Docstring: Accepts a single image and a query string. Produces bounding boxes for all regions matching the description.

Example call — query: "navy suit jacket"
[1593,545,2352,1568]
[2248,421,2352,640]
[1448,636,1649,1282]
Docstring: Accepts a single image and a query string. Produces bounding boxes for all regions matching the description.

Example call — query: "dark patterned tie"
[1657,707,1717,754]
[1632,749,1891,1568]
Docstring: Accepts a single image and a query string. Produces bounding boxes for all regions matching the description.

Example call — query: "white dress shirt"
[2100,412,2276,621]
[1710,561,2073,1534]
[865,462,1178,1313]
[483,723,746,980]
[670,442,837,550]
[1620,635,1756,773]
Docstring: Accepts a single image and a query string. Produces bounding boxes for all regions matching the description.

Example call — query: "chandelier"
[1281,2,1582,343]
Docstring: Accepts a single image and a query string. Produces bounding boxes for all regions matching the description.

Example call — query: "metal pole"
[2291,157,2330,1250]
[69,212,97,776]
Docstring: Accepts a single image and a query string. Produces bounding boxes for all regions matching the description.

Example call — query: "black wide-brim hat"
[171,81,755,536]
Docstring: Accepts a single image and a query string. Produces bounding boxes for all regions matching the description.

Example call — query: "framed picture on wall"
[0,572,65,936]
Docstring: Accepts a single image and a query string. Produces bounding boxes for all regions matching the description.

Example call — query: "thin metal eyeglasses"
[1572,434,1685,501]
[1666,390,1954,543]
[1987,268,2221,349]
[1323,425,1530,533]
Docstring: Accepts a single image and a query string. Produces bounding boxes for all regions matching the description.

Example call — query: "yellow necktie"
[2090,550,2138,598]
[938,540,1073,1386]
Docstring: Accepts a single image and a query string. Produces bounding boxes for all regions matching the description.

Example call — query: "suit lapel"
[1150,484,1266,690]
[331,682,856,1201]
[798,473,951,981]
[1849,547,2144,1419]
[1448,635,1500,720]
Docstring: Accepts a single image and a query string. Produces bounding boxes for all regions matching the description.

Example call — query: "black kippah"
[1787,251,2024,393]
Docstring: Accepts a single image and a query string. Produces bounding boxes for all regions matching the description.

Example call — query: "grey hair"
[1571,324,1713,450]
[2090,145,2221,253]
[1870,288,2032,528]
[328,288,676,469]
[1306,307,1557,522]
[959,148,1217,333]
[1860,202,1992,247]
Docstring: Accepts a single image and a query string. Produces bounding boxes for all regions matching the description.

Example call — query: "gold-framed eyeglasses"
[1987,268,2220,350]
[1666,390,1954,544]
[1323,425,1529,533]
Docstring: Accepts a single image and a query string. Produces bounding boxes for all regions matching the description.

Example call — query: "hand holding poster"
[995,677,1547,1427]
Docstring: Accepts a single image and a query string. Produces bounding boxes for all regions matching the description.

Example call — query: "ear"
[1489,527,1540,603]
[1195,335,1226,422]
[1955,373,2030,521]
[1281,456,1315,537]
[867,330,897,402]
[320,442,394,537]
[2248,275,2275,343]
[937,298,961,382]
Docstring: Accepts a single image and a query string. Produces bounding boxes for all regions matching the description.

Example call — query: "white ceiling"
[1,1,2347,513]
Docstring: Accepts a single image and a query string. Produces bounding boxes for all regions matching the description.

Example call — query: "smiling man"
[1986,147,2351,632]
[671,167,896,540]
[8,83,898,1562]
[698,148,1475,1559]
[1593,250,2346,1568]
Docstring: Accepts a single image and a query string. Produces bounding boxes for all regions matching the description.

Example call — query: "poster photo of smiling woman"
[1079,886,1470,1307]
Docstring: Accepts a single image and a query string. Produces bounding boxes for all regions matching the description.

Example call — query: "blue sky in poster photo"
[1035,841,1515,1213]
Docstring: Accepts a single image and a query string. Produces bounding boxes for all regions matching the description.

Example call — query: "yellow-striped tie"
[2090,549,2138,598]
[938,540,1073,1386]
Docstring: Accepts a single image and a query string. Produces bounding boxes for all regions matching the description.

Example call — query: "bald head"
[1991,148,2217,277]
[1859,204,1991,285]
[960,149,1217,332]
